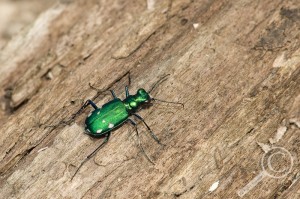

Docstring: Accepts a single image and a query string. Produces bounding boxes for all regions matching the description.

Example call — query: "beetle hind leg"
[71,132,111,180]
[84,99,98,109]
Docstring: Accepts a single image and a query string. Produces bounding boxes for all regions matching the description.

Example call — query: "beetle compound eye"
[138,88,147,95]
[138,88,145,93]
[137,88,150,101]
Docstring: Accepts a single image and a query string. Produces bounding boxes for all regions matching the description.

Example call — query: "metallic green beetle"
[71,76,183,179]
[85,88,153,138]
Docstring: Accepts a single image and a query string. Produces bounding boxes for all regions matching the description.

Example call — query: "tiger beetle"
[71,74,183,179]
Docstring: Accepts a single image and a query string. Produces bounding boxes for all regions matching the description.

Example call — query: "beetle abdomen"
[85,99,128,136]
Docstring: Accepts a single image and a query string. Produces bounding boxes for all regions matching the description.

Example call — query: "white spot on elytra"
[97,129,102,133]
[102,120,106,123]
[97,111,100,115]
[108,123,114,128]
[87,129,90,133]
[209,180,219,192]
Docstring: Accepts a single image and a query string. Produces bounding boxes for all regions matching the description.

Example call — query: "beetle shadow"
[85,124,124,139]
[87,133,108,139]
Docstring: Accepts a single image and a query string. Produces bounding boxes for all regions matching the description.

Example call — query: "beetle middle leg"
[71,132,111,180]
[132,113,164,146]
[127,118,154,165]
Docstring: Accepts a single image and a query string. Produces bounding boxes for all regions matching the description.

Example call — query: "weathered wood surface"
[0,0,300,198]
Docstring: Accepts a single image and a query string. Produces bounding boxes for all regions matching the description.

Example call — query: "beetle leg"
[71,132,111,180]
[60,99,98,126]
[125,86,130,97]
[132,113,164,146]
[76,99,98,115]
[127,119,154,165]
[110,90,117,99]
[85,99,98,109]
[72,99,98,118]
[125,71,131,97]
[127,71,131,86]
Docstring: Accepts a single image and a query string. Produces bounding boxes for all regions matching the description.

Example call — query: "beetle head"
[136,88,151,103]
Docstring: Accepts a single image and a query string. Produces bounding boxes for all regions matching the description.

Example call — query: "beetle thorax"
[123,88,150,112]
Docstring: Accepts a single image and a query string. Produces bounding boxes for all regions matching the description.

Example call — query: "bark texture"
[0,0,300,198]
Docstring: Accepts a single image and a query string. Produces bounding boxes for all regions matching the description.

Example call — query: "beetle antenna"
[148,74,170,94]
[152,98,184,108]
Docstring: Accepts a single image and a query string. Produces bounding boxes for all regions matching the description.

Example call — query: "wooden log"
[0,0,299,198]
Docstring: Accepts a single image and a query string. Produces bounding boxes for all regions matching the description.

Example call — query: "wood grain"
[0,0,299,198]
